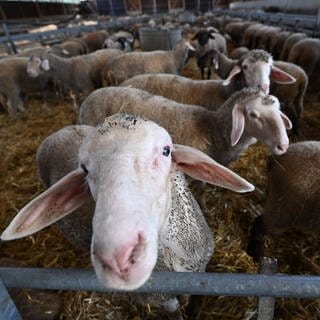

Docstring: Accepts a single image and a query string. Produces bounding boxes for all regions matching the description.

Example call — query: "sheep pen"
[0,55,320,320]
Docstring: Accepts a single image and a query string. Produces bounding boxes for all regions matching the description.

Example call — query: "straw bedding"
[0,56,319,320]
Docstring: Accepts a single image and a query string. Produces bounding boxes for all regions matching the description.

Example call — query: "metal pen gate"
[1,258,320,320]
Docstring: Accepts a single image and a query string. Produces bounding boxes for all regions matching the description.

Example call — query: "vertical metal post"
[2,23,17,54]
[0,280,22,320]
[257,257,277,320]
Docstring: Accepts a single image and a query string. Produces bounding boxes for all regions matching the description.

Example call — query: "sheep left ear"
[271,65,296,84]
[172,144,254,193]
[223,65,242,85]
[1,168,91,241]
[280,111,293,129]
[230,103,245,146]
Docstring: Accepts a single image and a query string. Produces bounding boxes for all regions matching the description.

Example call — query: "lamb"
[121,49,295,112]
[27,48,124,109]
[247,141,320,262]
[1,113,254,319]
[101,38,195,86]
[0,57,52,118]
[79,87,291,167]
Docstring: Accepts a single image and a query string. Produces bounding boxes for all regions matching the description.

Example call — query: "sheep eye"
[242,64,248,70]
[81,163,89,174]
[249,111,258,119]
[162,146,171,157]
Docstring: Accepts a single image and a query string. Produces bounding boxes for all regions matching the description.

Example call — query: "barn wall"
[96,0,126,15]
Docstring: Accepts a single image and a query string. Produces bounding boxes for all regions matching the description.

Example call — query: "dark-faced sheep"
[1,113,254,319]
[247,141,320,262]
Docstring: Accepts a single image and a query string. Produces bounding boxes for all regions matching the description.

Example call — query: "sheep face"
[1,113,254,291]
[232,93,292,155]
[84,116,173,290]
[240,53,273,94]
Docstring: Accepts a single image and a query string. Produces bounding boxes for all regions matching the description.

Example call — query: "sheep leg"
[7,94,25,119]
[69,90,79,112]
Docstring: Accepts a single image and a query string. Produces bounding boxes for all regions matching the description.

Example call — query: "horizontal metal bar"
[1,268,320,298]
[0,15,153,45]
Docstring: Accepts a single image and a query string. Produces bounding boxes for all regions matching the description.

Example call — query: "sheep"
[279,32,307,61]
[241,23,264,49]
[51,38,89,57]
[1,113,254,319]
[229,46,249,60]
[195,49,219,80]
[79,87,291,169]
[211,50,306,134]
[101,38,195,86]
[80,30,109,53]
[121,49,295,112]
[191,28,227,79]
[247,141,320,262]
[224,21,253,47]
[0,57,52,118]
[287,37,320,92]
[103,30,136,51]
[27,48,124,110]
[268,30,292,60]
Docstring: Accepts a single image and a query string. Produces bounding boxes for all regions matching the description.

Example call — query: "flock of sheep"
[0,12,319,319]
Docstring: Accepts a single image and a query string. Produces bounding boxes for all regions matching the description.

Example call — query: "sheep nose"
[93,233,145,278]
[275,143,288,154]
[258,83,269,94]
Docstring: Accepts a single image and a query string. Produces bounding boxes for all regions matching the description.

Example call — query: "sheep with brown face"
[247,141,320,262]
[1,113,254,319]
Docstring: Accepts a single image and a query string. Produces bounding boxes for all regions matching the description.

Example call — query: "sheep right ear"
[41,59,50,71]
[223,65,242,86]
[1,168,91,241]
[172,144,254,193]
[230,103,245,146]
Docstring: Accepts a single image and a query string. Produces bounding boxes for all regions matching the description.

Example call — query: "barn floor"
[0,56,320,320]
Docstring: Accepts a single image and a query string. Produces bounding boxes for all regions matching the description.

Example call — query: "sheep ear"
[223,65,242,85]
[271,65,296,84]
[41,59,50,71]
[280,111,293,129]
[172,144,254,193]
[230,103,245,146]
[1,168,91,241]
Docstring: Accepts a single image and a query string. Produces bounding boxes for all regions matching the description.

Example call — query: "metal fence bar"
[0,279,22,320]
[1,267,320,298]
[257,257,277,320]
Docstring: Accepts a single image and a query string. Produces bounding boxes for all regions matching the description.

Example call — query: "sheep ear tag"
[41,59,50,71]
[1,168,91,241]
[271,65,296,84]
[172,144,254,193]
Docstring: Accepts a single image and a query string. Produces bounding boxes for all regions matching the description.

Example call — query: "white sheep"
[27,48,124,110]
[0,57,52,118]
[121,50,295,112]
[101,38,195,86]
[1,113,254,319]
[78,87,292,208]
